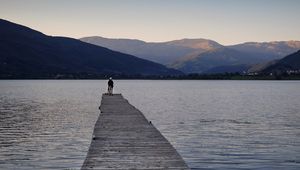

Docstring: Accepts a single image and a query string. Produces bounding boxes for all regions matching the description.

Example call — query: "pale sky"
[0,0,299,45]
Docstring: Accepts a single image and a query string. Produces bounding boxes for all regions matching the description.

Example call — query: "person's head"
[109,77,112,80]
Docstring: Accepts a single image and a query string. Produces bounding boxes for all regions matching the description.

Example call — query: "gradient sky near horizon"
[0,0,299,45]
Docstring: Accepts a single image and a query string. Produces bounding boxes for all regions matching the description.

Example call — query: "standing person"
[107,77,114,95]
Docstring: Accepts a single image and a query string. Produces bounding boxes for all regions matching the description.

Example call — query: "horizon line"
[79,35,300,46]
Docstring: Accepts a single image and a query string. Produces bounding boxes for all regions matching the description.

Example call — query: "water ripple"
[1,80,300,170]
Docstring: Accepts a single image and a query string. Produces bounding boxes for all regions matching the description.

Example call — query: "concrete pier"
[82,94,189,170]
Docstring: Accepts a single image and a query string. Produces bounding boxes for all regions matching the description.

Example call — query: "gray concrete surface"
[81,94,189,170]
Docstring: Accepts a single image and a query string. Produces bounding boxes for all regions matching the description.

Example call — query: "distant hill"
[247,60,279,73]
[164,38,223,50]
[204,64,251,74]
[0,19,182,78]
[173,41,300,74]
[81,36,300,74]
[261,50,300,73]
[171,48,266,73]
[80,37,222,65]
[229,41,300,58]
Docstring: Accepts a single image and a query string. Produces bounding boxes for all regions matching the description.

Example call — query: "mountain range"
[80,37,223,65]
[81,37,300,74]
[1,18,299,78]
[80,37,196,65]
[261,50,300,74]
[0,19,181,78]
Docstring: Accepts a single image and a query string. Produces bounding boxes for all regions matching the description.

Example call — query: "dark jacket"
[108,80,114,87]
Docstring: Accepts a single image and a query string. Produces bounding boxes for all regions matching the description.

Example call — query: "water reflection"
[0,96,42,148]
[0,80,299,170]
[118,80,300,170]
[0,80,101,169]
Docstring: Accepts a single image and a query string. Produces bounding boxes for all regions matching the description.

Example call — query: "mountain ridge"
[80,36,195,65]
[80,36,300,73]
[0,19,182,78]
[261,50,300,74]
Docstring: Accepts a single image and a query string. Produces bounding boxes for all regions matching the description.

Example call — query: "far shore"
[1,73,300,80]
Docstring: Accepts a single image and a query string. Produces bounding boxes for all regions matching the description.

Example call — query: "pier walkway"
[81,94,189,170]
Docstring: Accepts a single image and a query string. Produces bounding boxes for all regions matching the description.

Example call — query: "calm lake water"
[0,80,299,170]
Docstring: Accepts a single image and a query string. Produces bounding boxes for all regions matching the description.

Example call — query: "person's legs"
[108,86,113,95]
[108,86,111,95]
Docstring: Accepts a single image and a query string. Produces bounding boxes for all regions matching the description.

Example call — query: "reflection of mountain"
[261,50,300,73]
[0,19,182,78]
[81,36,300,74]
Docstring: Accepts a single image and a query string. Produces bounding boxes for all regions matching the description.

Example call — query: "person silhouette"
[107,77,114,95]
